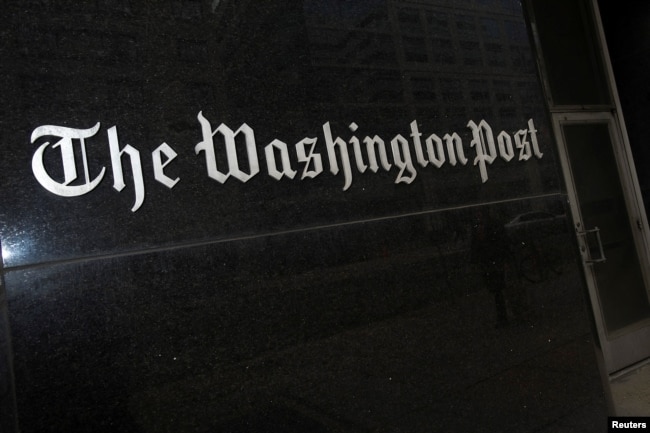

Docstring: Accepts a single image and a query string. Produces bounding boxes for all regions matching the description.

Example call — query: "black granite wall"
[0,1,606,431]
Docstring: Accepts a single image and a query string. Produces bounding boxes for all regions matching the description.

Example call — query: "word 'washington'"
[30,112,543,212]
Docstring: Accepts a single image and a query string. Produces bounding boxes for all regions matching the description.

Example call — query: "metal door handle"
[577,227,606,264]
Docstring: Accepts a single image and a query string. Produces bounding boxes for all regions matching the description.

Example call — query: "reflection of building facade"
[306,0,536,118]
[304,0,549,207]
[1,0,650,432]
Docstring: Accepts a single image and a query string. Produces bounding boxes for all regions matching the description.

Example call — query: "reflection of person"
[471,210,511,328]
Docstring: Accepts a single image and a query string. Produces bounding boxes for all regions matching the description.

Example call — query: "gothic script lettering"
[30,112,544,212]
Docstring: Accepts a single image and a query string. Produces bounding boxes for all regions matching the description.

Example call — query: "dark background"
[0,0,558,267]
[0,1,606,432]
[599,0,650,215]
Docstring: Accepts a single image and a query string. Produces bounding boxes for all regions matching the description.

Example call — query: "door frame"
[552,111,650,374]
[525,0,650,375]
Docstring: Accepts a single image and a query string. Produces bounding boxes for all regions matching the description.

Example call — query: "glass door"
[553,112,650,374]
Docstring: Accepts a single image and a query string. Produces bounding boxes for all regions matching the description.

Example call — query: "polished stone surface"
[0,0,557,268]
[4,196,608,432]
[0,0,609,431]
